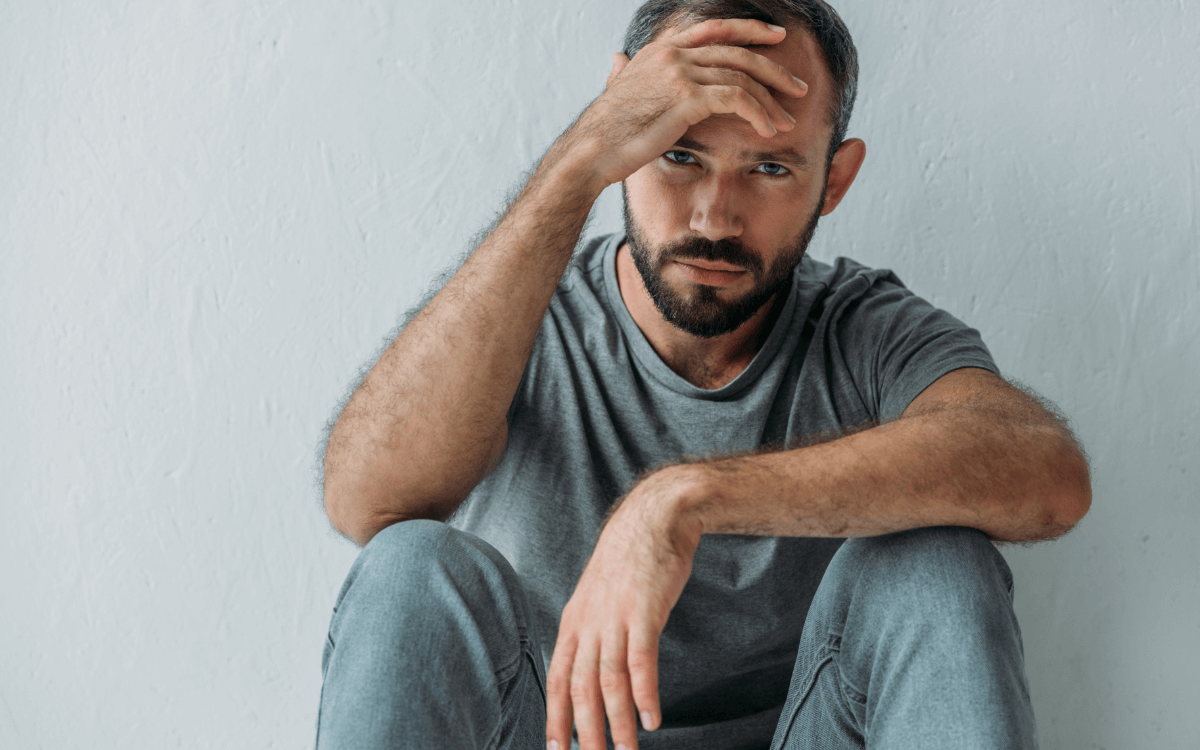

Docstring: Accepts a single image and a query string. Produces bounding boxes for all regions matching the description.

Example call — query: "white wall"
[2,0,1196,747]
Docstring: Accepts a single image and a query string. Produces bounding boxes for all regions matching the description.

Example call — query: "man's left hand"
[545,466,705,750]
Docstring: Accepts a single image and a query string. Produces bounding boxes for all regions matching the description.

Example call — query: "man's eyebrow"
[672,137,811,170]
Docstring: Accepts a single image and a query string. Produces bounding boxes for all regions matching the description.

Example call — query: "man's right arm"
[321,19,807,546]
[321,140,609,545]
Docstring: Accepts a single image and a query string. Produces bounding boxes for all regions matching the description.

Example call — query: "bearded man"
[315,1,1091,748]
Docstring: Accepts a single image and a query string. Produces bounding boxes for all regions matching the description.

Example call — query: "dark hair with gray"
[623,0,858,162]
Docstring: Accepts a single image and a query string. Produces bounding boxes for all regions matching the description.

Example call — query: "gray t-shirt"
[451,232,998,748]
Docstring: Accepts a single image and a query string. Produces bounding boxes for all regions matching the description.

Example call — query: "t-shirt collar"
[600,232,802,400]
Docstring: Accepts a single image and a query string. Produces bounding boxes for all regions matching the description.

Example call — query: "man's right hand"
[569,18,809,189]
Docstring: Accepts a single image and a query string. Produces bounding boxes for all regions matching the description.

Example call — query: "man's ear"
[820,138,866,216]
[607,53,631,90]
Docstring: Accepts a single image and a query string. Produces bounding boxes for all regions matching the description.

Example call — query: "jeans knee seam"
[827,634,866,707]
[772,646,835,749]
[494,635,539,682]
[836,662,867,707]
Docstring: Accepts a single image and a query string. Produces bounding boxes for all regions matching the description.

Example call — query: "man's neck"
[615,243,785,390]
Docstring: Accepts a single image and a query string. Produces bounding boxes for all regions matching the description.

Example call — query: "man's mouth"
[672,259,747,287]
[679,259,744,272]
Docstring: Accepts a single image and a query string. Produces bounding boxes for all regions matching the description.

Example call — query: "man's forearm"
[634,373,1092,544]
[324,136,608,545]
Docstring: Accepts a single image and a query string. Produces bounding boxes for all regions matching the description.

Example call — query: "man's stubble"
[621,185,823,339]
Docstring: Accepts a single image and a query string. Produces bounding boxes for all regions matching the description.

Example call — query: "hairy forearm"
[323,136,607,545]
[654,399,1091,544]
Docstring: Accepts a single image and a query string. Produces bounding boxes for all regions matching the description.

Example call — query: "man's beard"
[622,189,822,339]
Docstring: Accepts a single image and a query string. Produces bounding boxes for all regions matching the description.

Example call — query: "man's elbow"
[324,480,404,547]
[1040,441,1093,534]
[323,469,465,547]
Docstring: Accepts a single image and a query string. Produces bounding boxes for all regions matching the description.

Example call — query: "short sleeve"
[833,267,999,422]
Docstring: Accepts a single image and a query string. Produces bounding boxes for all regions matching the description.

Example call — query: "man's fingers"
[688,43,807,99]
[690,66,795,133]
[599,634,639,750]
[672,17,786,50]
[684,83,777,138]
[628,627,662,732]
[545,637,577,749]
[569,641,608,750]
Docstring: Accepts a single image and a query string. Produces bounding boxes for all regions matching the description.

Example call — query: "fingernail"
[547,742,559,750]
[794,76,808,93]
[768,24,785,33]
[641,710,654,730]
[785,111,796,124]
[617,745,631,750]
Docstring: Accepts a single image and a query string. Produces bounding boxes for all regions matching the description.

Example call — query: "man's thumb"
[607,53,631,88]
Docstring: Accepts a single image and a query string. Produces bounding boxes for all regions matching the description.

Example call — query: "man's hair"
[623,0,858,162]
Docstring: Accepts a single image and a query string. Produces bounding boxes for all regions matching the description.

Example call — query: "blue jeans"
[316,521,1038,749]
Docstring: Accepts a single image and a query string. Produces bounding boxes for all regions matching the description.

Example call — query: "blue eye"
[755,162,788,176]
[664,150,695,165]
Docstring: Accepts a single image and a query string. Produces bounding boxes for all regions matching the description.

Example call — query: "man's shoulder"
[796,253,904,293]
[561,232,620,293]
[548,232,624,322]
[792,253,912,320]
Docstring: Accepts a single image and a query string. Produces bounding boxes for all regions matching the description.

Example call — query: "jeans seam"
[773,645,835,749]
[483,638,543,750]
[494,635,536,684]
[314,635,334,750]
[524,642,548,701]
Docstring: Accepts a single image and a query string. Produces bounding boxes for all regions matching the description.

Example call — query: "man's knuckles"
[598,670,630,692]
[569,680,600,703]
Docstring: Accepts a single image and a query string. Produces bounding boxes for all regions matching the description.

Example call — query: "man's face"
[622,181,821,338]
[623,25,837,338]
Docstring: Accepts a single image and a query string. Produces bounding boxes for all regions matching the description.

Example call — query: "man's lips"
[679,259,744,272]
[672,259,747,287]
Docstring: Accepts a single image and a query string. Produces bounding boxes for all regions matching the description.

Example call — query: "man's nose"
[689,178,743,241]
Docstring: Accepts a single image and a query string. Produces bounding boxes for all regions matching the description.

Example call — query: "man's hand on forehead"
[566,18,808,190]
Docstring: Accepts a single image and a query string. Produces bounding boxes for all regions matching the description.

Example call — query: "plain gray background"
[2,0,1197,747]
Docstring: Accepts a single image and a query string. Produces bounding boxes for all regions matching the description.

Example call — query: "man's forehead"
[747,26,828,89]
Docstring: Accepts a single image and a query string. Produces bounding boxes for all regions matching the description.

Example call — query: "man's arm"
[655,367,1091,542]
[321,147,603,545]
[321,19,807,546]
[545,367,1091,750]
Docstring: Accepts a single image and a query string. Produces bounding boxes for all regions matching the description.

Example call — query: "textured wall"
[2,0,1196,747]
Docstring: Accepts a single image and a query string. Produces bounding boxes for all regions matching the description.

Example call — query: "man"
[316,1,1091,748]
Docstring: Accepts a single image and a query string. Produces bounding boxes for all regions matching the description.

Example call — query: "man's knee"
[327,520,528,650]
[838,525,1012,600]
[319,521,547,747]
[825,527,1020,663]
[811,525,1018,654]
[341,519,520,609]
[356,518,483,576]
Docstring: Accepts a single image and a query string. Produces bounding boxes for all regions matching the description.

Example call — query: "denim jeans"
[316,521,1037,749]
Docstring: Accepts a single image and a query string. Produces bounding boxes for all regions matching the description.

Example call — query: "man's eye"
[664,151,695,165]
[755,162,788,176]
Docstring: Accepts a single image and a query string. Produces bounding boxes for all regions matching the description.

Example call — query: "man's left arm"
[545,366,1091,749]
[672,366,1092,542]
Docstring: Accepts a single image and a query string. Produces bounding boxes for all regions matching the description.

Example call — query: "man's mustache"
[659,237,764,276]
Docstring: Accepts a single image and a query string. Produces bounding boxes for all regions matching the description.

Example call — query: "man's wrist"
[645,458,774,538]
[536,128,613,201]
[627,463,716,545]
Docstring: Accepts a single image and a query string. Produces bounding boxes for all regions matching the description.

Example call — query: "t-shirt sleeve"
[833,267,999,422]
